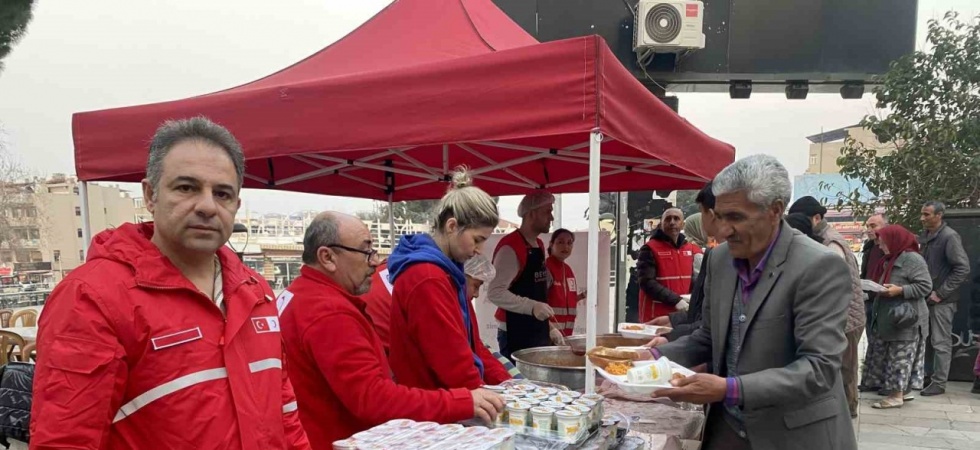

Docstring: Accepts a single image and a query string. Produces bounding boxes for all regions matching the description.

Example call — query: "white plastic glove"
[532,302,555,321]
[549,327,566,346]
[675,299,690,312]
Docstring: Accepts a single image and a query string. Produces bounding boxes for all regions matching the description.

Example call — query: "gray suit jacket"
[659,222,857,450]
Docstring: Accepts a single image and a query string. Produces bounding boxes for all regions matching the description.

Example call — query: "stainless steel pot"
[511,346,586,391]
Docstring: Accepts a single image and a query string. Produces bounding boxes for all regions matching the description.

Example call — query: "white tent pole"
[553,194,562,229]
[585,131,602,394]
[79,181,92,259]
[388,192,395,250]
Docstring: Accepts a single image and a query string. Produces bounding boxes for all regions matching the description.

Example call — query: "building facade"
[805,125,896,174]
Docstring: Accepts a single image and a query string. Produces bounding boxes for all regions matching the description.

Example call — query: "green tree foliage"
[0,0,35,74]
[356,200,438,225]
[837,12,980,227]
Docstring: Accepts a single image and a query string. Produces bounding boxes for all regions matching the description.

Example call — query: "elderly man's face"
[713,191,784,262]
[661,210,684,241]
[142,140,240,257]
[920,205,942,231]
[865,215,885,241]
[325,219,380,295]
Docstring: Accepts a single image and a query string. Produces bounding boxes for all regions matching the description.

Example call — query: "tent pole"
[553,194,562,229]
[585,131,602,394]
[387,192,395,251]
[616,192,629,325]
[79,181,92,260]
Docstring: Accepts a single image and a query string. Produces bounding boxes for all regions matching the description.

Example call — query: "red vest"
[545,256,578,336]
[639,238,702,321]
[492,232,545,325]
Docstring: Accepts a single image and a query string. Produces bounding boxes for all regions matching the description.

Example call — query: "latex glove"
[550,327,567,346]
[532,303,555,321]
[675,299,690,312]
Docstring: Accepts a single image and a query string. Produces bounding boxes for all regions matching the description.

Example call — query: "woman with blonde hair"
[387,167,513,392]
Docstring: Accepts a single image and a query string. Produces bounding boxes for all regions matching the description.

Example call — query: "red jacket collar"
[297,265,368,311]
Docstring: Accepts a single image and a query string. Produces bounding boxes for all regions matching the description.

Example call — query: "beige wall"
[38,179,137,282]
[806,127,896,174]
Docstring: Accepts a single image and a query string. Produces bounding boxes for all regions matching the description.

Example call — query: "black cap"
[788,196,827,218]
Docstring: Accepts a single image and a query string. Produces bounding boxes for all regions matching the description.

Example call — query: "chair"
[9,309,37,327]
[0,309,12,328]
[0,330,26,366]
[20,342,35,362]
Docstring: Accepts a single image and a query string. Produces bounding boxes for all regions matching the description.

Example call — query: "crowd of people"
[25,118,980,450]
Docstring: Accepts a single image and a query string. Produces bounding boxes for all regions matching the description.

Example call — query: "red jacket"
[278,266,473,449]
[638,236,702,322]
[358,262,392,353]
[389,262,512,390]
[30,223,310,450]
[546,256,578,337]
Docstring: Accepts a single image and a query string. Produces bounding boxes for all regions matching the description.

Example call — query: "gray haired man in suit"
[643,154,857,450]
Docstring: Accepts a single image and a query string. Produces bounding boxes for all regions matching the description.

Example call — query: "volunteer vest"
[546,256,578,337]
[639,237,702,320]
[493,231,549,358]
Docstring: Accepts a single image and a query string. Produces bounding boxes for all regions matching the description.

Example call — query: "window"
[77,228,83,238]
[79,250,85,261]
[809,155,818,166]
[75,206,81,216]
[30,251,42,262]
[53,250,61,262]
[0,251,12,263]
[73,186,79,195]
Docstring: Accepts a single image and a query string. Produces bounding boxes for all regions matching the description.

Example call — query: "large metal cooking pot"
[511,346,586,391]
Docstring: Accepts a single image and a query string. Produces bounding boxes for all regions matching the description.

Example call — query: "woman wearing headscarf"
[862,225,932,409]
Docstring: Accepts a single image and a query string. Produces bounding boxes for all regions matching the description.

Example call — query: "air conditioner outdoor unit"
[634,0,706,52]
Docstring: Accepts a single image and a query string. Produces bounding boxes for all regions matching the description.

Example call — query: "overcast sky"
[1,0,977,229]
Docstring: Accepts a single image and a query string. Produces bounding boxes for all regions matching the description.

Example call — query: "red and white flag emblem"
[252,316,281,334]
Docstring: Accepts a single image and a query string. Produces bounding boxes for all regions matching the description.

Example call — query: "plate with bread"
[617,322,670,339]
[587,346,694,395]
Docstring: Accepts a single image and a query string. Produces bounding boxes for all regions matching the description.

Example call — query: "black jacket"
[666,247,710,341]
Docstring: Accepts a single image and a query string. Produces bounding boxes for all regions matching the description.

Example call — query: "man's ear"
[318,247,336,272]
[141,179,156,214]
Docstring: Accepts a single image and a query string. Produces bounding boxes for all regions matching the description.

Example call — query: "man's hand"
[645,316,671,326]
[675,299,690,312]
[928,291,942,303]
[882,284,904,298]
[549,327,567,346]
[643,336,668,348]
[470,389,505,424]
[651,373,728,405]
[655,327,673,336]
[532,303,555,321]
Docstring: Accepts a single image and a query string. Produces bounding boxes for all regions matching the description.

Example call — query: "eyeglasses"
[327,244,379,263]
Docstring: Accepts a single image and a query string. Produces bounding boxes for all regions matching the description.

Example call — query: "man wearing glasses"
[277,212,505,449]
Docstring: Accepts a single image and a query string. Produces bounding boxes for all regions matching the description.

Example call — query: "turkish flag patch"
[252,316,281,334]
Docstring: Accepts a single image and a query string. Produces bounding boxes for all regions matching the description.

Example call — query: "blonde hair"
[433,167,499,233]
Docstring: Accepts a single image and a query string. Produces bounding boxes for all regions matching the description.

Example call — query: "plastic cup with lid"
[554,409,583,442]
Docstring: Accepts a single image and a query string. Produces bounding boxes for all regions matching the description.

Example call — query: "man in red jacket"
[637,207,703,322]
[278,212,504,448]
[30,117,311,450]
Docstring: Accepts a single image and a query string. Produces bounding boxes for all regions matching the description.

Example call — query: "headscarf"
[873,224,920,284]
[683,213,707,247]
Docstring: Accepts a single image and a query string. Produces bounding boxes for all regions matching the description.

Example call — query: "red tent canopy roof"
[72,0,735,201]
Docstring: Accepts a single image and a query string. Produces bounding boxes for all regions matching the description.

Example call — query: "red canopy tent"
[71,0,735,391]
[72,0,733,201]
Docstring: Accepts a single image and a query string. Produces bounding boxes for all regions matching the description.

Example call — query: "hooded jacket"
[30,223,310,450]
[387,234,511,390]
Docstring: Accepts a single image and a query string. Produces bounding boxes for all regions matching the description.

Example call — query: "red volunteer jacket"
[492,232,546,325]
[389,262,512,390]
[30,223,310,450]
[638,237,702,322]
[278,266,474,449]
[358,261,392,353]
[546,256,578,337]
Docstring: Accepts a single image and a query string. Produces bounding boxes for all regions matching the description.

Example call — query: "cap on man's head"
[788,196,827,218]
[517,190,555,217]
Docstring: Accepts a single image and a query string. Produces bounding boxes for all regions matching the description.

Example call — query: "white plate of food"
[617,322,668,339]
[595,358,695,395]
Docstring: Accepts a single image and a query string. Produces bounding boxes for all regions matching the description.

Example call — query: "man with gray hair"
[31,117,312,449]
[637,207,703,322]
[278,212,504,447]
[646,154,856,450]
[489,189,557,359]
[918,201,971,396]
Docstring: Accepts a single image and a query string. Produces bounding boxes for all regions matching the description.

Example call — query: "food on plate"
[671,372,686,381]
[586,346,641,370]
[623,324,645,331]
[625,358,673,385]
[605,361,631,375]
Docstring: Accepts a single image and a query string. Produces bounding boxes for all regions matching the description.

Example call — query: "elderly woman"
[862,225,932,409]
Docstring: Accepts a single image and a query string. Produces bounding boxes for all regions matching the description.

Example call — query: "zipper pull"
[219,335,225,347]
